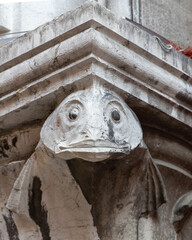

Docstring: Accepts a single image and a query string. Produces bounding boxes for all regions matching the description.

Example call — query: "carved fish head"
[7,84,166,220]
[41,84,143,161]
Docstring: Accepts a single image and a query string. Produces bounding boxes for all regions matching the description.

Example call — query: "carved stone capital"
[5,82,166,239]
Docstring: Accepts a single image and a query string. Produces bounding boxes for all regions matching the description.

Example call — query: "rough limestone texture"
[2,82,165,240]
[0,1,192,240]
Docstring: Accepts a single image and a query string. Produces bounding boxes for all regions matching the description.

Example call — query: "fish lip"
[61,147,129,150]
[58,145,130,150]
[58,140,130,150]
[57,146,130,153]
[55,143,131,161]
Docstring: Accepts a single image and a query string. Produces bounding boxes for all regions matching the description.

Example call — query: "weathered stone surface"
[0,1,191,240]
[0,1,191,140]
[0,124,40,165]
[4,83,165,240]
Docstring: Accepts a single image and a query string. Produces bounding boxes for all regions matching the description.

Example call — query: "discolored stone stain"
[0,139,9,158]
[3,139,9,150]
[0,150,8,158]
[102,91,119,101]
[107,120,114,141]
[29,176,51,240]
[180,73,191,81]
[3,211,20,240]
[0,137,18,158]
[1,168,8,176]
[12,136,18,147]
[148,77,159,85]
[116,203,124,210]
[176,91,192,106]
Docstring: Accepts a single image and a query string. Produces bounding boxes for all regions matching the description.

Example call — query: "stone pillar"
[0,1,192,239]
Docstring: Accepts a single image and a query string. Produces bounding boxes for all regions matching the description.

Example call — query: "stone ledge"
[0,1,192,144]
[0,1,191,76]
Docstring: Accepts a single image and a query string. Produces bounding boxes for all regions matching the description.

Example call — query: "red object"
[166,41,182,51]
[167,41,192,59]
[182,46,192,59]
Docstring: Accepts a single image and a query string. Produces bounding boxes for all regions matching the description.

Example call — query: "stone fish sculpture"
[6,82,166,240]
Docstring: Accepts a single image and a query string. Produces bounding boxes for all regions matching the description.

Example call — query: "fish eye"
[68,107,79,120]
[111,109,120,122]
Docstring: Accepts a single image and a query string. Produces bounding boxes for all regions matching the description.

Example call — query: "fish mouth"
[55,140,130,162]
[57,139,130,151]
[56,143,130,162]
[58,147,129,153]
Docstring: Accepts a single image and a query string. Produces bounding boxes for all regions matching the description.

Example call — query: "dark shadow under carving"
[67,146,166,240]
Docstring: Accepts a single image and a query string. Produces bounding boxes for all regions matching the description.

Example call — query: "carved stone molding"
[0,1,191,138]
